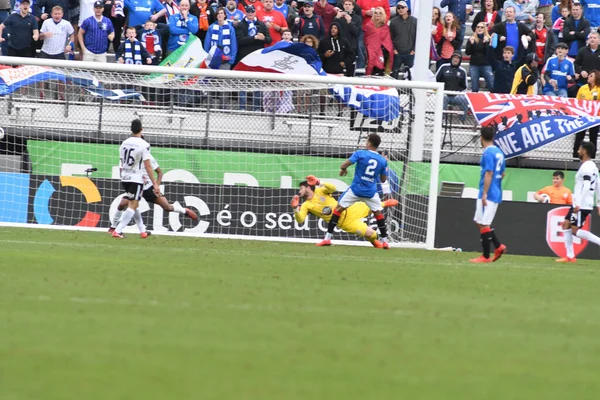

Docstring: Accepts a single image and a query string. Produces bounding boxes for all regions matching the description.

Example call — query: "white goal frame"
[0,56,444,249]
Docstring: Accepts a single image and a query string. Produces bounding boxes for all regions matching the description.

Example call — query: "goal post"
[0,56,444,249]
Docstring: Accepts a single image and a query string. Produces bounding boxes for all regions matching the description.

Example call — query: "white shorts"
[82,51,107,63]
[338,188,383,211]
[473,199,498,226]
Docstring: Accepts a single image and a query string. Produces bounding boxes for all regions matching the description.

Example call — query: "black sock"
[327,213,340,234]
[491,229,501,248]
[481,231,492,259]
[376,215,388,239]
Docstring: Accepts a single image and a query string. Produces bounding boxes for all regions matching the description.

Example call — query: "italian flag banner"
[145,36,221,84]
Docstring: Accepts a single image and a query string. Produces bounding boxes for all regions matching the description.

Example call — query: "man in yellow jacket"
[574,70,600,158]
[511,53,539,94]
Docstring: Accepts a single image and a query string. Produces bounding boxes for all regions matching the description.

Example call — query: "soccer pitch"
[1,228,599,400]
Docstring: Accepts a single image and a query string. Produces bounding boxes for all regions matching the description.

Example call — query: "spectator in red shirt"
[257,0,288,45]
[432,6,443,46]
[314,0,337,32]
[357,0,389,29]
[363,6,392,75]
[534,12,556,67]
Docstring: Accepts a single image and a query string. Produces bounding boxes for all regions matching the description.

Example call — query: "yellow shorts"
[339,203,371,237]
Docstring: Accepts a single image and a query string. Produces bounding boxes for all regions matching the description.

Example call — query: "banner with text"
[0,174,404,242]
[466,93,600,159]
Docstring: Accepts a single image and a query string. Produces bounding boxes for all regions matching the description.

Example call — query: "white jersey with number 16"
[119,136,151,184]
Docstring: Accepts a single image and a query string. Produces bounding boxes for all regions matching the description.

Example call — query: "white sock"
[111,209,123,228]
[564,230,575,259]
[116,208,136,234]
[133,209,146,233]
[380,237,388,243]
[324,233,332,240]
[576,229,600,246]
[172,203,185,214]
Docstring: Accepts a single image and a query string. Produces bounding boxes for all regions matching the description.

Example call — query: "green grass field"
[1,228,600,400]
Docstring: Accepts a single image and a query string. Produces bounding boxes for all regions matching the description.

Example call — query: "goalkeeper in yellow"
[290,175,398,248]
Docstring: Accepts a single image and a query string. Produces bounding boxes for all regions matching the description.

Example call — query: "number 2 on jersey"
[365,159,378,176]
[495,153,504,172]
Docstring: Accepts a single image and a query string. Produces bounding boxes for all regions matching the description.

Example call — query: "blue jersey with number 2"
[349,150,388,197]
[479,145,505,203]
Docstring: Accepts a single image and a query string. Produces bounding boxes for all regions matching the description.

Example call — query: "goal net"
[0,57,443,248]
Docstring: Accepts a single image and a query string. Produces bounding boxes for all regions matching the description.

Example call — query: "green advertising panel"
[438,164,575,201]
[27,141,430,192]
[27,140,573,201]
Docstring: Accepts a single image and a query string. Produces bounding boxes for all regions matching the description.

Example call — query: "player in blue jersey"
[471,126,507,263]
[317,133,391,249]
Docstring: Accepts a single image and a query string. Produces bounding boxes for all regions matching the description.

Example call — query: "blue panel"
[33,179,55,225]
[0,173,30,223]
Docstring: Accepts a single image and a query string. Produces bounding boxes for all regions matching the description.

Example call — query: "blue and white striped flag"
[234,41,400,121]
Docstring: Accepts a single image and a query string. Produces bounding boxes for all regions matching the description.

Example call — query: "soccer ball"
[540,193,550,203]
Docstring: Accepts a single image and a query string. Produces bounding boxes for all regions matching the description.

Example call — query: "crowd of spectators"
[3,1,600,131]
[428,0,600,156]
[0,0,418,77]
[2,0,600,85]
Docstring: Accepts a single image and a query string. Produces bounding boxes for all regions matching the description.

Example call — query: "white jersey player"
[112,119,159,239]
[120,135,152,187]
[558,142,600,262]
[573,160,598,212]
[109,152,198,233]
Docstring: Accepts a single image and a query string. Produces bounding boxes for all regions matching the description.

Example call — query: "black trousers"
[573,125,599,158]
[7,46,33,58]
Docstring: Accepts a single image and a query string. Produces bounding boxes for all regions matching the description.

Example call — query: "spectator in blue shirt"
[0,0,39,57]
[562,2,591,58]
[490,6,535,63]
[205,7,237,67]
[167,0,198,53]
[542,42,575,96]
[78,0,114,62]
[225,0,244,23]
[582,0,600,30]
[125,0,163,27]
[125,0,170,54]
[503,0,536,27]
[0,0,9,56]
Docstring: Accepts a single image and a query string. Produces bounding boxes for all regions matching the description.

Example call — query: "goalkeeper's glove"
[291,195,300,209]
[306,175,320,186]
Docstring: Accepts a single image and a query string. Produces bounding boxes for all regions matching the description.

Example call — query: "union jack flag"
[466,93,600,131]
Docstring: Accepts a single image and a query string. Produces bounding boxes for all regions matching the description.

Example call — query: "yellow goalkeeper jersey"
[294,183,371,227]
[295,183,341,223]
